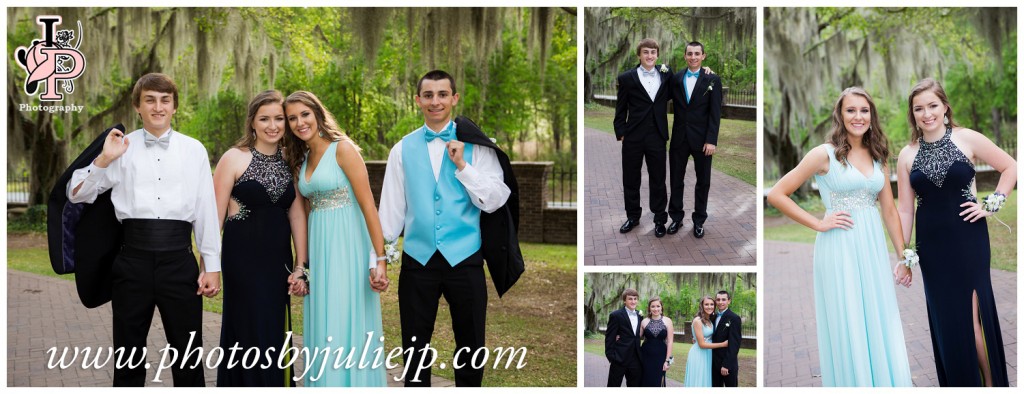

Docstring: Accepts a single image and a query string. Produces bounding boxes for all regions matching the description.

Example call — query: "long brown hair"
[907,78,958,143]
[235,90,284,150]
[283,91,359,178]
[695,295,714,327]
[826,87,889,165]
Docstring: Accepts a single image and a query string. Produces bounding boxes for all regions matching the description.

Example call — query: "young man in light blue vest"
[379,70,511,386]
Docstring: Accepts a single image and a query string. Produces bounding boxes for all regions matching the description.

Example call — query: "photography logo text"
[14,16,86,102]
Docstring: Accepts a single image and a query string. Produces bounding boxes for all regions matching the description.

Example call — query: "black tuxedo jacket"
[669,68,723,151]
[46,124,125,308]
[454,116,524,298]
[613,65,672,141]
[604,307,643,366]
[711,308,742,373]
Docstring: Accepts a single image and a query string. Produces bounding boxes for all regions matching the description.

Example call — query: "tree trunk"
[27,112,66,206]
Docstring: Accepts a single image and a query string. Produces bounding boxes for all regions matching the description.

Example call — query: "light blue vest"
[401,123,481,266]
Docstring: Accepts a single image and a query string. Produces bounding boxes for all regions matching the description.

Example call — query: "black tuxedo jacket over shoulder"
[669,69,723,151]
[613,65,672,141]
[712,309,742,373]
[46,124,125,308]
[604,307,642,366]
[454,116,524,298]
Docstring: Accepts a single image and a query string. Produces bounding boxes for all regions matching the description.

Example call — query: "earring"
[943,115,949,126]
[318,130,323,138]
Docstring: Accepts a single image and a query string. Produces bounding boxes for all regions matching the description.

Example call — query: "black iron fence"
[724,88,755,107]
[549,166,577,208]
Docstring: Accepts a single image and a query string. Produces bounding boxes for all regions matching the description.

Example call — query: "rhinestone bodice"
[911,127,973,188]
[645,317,667,338]
[307,187,353,211]
[815,144,881,213]
[236,147,292,203]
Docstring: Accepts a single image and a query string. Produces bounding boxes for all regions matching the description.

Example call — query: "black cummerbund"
[122,219,192,252]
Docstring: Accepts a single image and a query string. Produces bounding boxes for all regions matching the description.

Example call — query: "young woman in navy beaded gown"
[767,87,913,386]
[212,90,309,386]
[896,78,1015,387]
[639,297,674,387]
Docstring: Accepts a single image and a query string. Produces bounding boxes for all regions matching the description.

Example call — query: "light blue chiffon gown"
[811,144,911,386]
[299,141,386,387]
[683,322,712,387]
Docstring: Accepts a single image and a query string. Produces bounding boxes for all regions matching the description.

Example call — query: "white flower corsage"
[703,81,715,96]
[724,321,731,328]
[384,239,401,265]
[983,192,1006,213]
[659,64,668,73]
[901,248,919,269]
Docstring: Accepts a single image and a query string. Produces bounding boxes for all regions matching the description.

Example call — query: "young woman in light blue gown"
[284,91,389,387]
[683,295,727,387]
[766,87,913,386]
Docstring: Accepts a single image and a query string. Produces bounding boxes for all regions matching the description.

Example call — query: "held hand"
[96,127,129,168]
[369,261,389,292]
[615,335,620,342]
[287,271,308,296]
[720,367,729,376]
[959,201,991,223]
[815,211,853,232]
[662,361,670,372]
[446,140,467,170]
[894,263,913,288]
[617,136,624,142]
[197,272,221,298]
[703,143,716,156]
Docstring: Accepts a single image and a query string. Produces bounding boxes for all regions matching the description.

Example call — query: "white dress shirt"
[67,128,222,272]
[379,122,512,243]
[685,69,699,101]
[636,66,661,102]
[627,308,639,335]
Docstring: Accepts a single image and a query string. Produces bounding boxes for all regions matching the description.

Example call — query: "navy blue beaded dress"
[909,128,1008,387]
[217,148,296,386]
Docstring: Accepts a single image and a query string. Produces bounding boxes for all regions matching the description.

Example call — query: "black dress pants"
[607,356,642,387]
[399,250,487,387]
[669,142,713,225]
[112,219,203,386]
[621,120,668,224]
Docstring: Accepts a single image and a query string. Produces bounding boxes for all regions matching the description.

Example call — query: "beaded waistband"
[308,187,352,211]
[828,190,877,212]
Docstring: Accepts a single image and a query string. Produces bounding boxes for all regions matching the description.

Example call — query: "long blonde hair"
[283,91,359,178]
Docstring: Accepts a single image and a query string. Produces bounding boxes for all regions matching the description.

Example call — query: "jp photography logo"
[14,15,86,113]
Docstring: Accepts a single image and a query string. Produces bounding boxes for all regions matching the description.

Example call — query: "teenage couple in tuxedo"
[605,289,741,387]
[614,38,722,239]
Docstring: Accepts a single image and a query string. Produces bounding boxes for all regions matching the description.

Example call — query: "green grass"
[584,105,756,185]
[6,237,577,387]
[583,338,756,387]
[764,190,1017,272]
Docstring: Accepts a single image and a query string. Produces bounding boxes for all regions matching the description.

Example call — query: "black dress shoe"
[620,219,640,233]
[693,223,706,238]
[654,223,667,238]
[667,221,682,235]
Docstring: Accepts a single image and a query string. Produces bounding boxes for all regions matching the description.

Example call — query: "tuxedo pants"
[668,143,713,225]
[621,122,668,224]
[607,359,642,387]
[399,250,487,387]
[711,360,738,387]
[112,219,203,386]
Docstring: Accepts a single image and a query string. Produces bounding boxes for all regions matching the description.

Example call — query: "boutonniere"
[703,81,715,96]
[724,321,731,328]
[659,64,668,73]
[638,310,643,318]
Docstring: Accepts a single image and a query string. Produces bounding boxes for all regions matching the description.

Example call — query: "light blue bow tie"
[144,132,170,149]
[424,124,453,142]
[641,68,657,77]
[686,70,700,78]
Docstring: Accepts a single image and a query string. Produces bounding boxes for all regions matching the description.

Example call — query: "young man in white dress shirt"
[67,73,221,386]
[378,70,511,386]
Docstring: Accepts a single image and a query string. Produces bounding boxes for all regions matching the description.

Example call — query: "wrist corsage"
[666,356,674,366]
[900,249,919,269]
[384,239,401,265]
[983,192,1006,213]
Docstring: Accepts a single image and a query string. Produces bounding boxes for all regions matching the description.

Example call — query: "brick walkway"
[6,270,452,387]
[582,352,683,387]
[583,128,756,265]
[764,241,1017,387]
